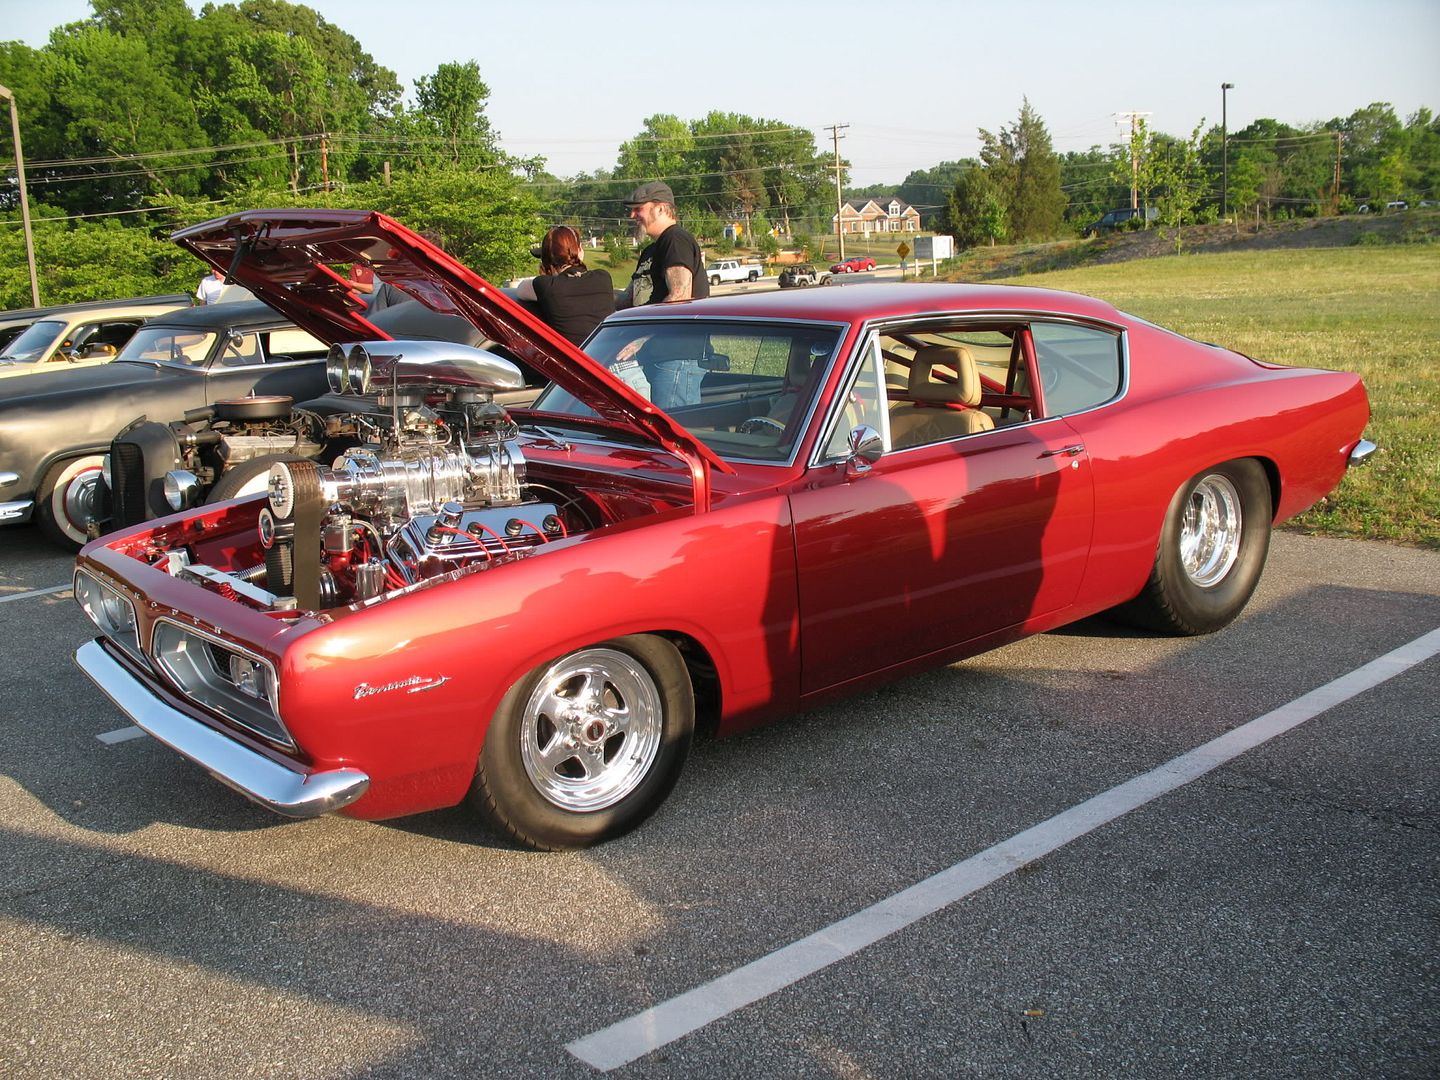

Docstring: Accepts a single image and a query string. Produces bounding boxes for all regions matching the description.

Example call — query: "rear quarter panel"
[1068,321,1368,611]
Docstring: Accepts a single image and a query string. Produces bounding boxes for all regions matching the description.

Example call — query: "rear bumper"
[75,639,370,817]
[1348,438,1378,467]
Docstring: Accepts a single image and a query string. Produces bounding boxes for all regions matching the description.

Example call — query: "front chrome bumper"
[75,640,370,817]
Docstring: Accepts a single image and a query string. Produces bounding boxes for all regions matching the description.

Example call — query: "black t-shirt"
[533,268,616,346]
[628,224,710,306]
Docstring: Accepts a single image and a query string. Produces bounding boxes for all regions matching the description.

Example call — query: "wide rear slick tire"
[470,634,694,850]
[1119,459,1272,636]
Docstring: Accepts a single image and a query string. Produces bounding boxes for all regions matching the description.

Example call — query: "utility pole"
[827,123,849,261]
[0,84,40,306]
[1333,131,1344,212]
[1221,82,1234,219]
[1114,111,1151,211]
[320,132,330,192]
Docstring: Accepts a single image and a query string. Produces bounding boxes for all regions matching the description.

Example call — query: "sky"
[4,0,1439,190]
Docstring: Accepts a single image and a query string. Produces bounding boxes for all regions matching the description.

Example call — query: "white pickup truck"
[704,259,762,285]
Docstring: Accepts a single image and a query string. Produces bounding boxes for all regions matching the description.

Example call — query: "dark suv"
[1083,207,1158,237]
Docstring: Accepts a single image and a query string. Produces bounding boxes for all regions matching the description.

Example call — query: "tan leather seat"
[889,345,994,448]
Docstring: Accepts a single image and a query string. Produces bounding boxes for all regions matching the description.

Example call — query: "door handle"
[1040,444,1085,458]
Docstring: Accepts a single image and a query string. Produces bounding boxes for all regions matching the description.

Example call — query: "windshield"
[0,320,65,363]
[532,319,843,463]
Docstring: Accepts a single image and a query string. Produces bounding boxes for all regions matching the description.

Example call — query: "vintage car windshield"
[533,319,843,463]
[0,319,65,362]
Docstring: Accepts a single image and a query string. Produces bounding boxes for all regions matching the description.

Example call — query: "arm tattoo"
[664,264,693,301]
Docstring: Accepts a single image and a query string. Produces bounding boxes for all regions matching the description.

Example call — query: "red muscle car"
[72,210,1374,850]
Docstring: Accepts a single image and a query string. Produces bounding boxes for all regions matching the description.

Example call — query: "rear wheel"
[36,454,105,550]
[1118,459,1271,635]
[470,635,694,850]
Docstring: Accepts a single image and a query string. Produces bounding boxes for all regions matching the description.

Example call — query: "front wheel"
[470,635,694,850]
[710,275,721,285]
[36,454,106,550]
[1117,459,1272,636]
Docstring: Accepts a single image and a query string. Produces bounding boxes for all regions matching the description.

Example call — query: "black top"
[533,267,616,345]
[627,224,710,306]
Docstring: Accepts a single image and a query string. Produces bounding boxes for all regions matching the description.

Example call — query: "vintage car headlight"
[163,469,201,511]
[326,342,350,394]
[347,344,372,396]
[151,619,291,747]
[73,569,141,657]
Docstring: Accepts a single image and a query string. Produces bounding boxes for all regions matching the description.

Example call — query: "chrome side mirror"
[846,425,884,476]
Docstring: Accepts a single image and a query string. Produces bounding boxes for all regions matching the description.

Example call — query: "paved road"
[1,526,1436,1078]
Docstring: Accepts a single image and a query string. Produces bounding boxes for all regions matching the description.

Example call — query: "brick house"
[833,197,922,235]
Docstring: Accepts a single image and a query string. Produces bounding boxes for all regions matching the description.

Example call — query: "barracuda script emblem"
[354,675,450,700]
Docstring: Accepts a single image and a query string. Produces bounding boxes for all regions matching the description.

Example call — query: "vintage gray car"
[0,301,329,548]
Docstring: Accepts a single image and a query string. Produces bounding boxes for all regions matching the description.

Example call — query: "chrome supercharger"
[256,340,566,609]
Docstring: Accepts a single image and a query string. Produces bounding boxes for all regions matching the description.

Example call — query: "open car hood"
[172,209,729,481]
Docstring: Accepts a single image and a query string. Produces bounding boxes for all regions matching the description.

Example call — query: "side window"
[1030,322,1123,416]
[216,331,265,367]
[266,328,327,360]
[820,337,887,460]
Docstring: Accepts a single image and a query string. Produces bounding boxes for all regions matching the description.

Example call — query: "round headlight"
[326,342,350,394]
[347,344,372,396]
[163,469,200,511]
[267,461,296,519]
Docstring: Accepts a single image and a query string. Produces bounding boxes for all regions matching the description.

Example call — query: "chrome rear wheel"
[1179,473,1243,587]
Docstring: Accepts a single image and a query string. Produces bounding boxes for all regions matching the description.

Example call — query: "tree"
[1151,123,1208,251]
[977,99,1067,242]
[945,167,1006,249]
[412,61,501,169]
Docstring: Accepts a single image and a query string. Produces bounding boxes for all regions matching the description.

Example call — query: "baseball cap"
[624,181,675,207]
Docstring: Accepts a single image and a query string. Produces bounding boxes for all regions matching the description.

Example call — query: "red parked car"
[830,255,877,273]
[73,209,1373,850]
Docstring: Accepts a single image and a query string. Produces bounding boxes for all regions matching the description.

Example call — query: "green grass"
[992,247,1439,547]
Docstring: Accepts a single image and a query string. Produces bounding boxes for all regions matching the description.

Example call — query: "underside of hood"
[171,209,727,478]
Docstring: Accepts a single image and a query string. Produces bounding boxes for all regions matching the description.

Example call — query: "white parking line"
[566,625,1440,1072]
[0,584,71,604]
[97,726,146,745]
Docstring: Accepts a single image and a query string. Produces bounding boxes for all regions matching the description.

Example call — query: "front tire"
[36,454,106,550]
[470,635,694,850]
[1118,459,1272,635]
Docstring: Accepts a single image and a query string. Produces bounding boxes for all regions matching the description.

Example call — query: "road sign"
[896,242,911,259]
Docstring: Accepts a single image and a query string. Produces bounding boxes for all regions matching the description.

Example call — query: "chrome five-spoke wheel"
[520,647,663,813]
[471,634,695,850]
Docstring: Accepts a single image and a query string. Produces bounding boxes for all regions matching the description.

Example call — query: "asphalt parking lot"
[1,525,1436,1079]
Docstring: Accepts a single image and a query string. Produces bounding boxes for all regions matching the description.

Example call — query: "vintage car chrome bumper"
[75,640,370,817]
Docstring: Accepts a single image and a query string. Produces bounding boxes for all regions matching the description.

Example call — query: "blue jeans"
[641,359,705,410]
